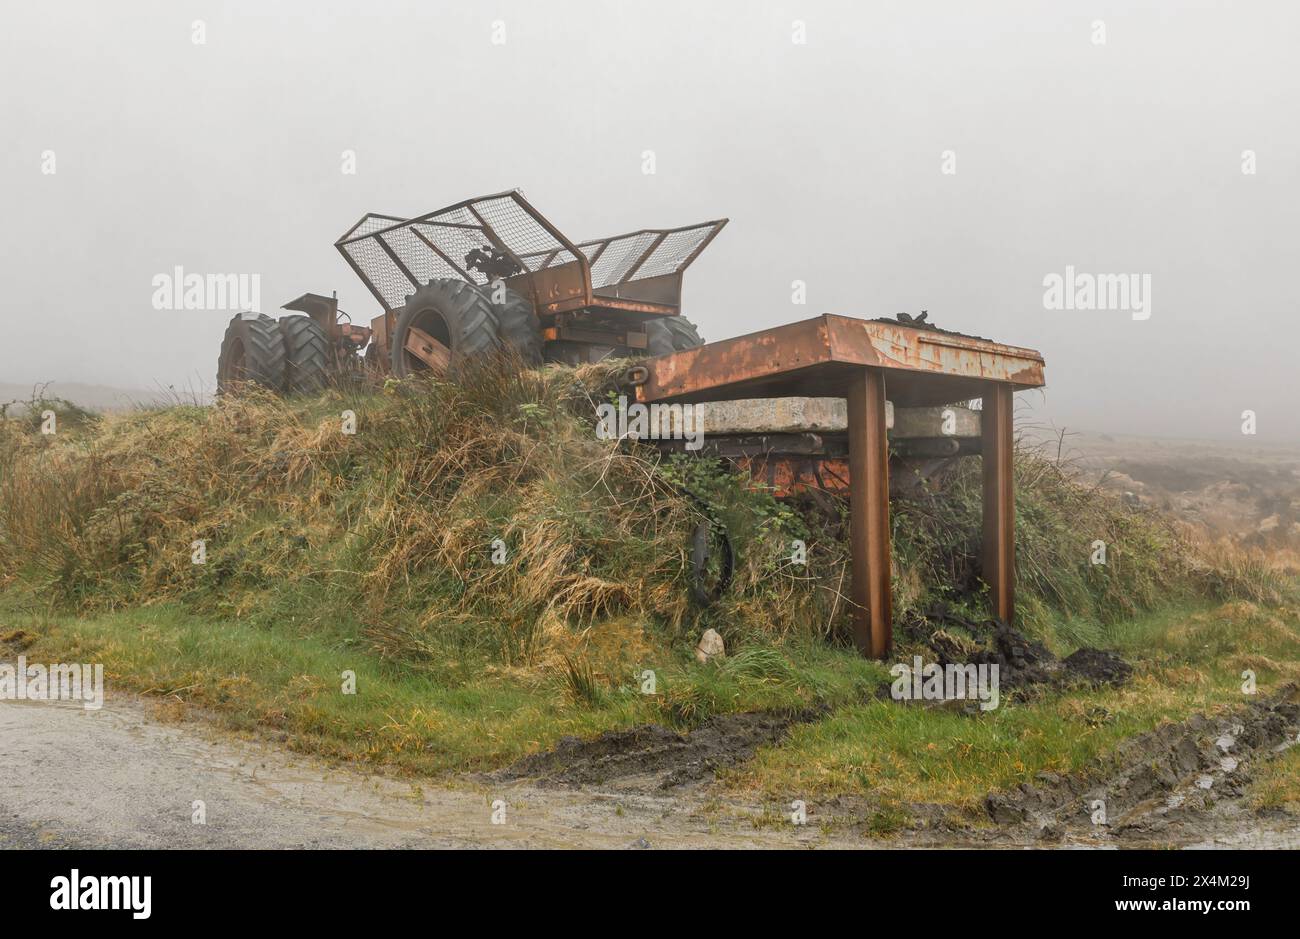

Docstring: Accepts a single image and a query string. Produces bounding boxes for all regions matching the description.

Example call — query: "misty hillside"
[0,381,208,413]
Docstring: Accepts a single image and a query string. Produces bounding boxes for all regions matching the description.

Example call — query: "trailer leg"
[847,367,892,658]
[981,382,1015,623]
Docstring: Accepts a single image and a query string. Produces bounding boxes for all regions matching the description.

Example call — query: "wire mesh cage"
[336,190,726,312]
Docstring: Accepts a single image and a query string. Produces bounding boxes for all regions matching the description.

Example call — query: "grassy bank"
[2,364,1297,811]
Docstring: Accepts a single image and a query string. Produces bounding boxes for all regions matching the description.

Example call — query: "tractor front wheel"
[277,315,330,395]
[217,313,286,394]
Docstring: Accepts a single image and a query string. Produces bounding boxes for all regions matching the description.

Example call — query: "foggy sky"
[2,0,1296,442]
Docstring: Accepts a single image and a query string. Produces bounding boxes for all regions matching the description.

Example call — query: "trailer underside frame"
[636,313,1046,659]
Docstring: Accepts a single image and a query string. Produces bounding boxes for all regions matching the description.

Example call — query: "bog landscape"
[2,368,1296,849]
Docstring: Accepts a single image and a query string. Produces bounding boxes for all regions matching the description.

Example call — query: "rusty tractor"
[209,187,1050,657]
[215,189,728,394]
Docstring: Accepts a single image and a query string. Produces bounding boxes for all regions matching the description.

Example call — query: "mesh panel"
[629,225,713,280]
[341,213,405,241]
[343,241,413,310]
[409,222,492,285]
[337,191,725,309]
[338,193,579,304]
[472,196,571,266]
[589,232,658,287]
[380,226,462,288]
[429,206,477,227]
[581,222,722,288]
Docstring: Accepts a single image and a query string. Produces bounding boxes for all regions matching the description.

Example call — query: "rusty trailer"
[636,313,1047,659]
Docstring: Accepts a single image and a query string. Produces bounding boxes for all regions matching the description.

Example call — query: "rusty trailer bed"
[636,313,1046,659]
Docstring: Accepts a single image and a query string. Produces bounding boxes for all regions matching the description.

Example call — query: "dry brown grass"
[0,358,712,671]
[3,359,1293,675]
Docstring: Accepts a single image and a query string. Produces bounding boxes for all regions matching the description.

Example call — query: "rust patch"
[639,314,1046,405]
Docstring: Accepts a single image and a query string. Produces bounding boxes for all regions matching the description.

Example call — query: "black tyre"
[277,315,330,395]
[690,518,734,606]
[390,279,511,378]
[217,313,286,394]
[477,282,543,364]
[646,316,704,356]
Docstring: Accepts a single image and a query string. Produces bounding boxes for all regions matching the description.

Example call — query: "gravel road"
[5,695,1296,850]
[0,697,840,849]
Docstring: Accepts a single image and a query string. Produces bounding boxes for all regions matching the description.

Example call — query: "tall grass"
[1,360,1282,675]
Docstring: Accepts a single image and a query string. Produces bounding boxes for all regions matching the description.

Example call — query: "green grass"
[1249,746,1300,814]
[725,599,1300,814]
[3,368,1297,811]
[0,597,885,775]
[6,593,1297,815]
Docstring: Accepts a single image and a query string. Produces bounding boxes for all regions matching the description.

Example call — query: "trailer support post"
[981,382,1016,624]
[846,367,892,658]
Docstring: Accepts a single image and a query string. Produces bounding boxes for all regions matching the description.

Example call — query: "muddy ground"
[910,605,1135,695]
[4,686,1298,849]
[487,707,827,792]
[978,685,1300,848]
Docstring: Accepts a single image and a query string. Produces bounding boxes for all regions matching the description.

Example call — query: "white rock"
[695,628,725,664]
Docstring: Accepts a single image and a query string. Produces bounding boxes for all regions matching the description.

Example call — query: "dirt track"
[3,694,1298,850]
[0,697,849,849]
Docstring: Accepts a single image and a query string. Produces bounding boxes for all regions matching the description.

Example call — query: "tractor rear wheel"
[477,282,542,365]
[646,316,703,356]
[217,313,286,394]
[390,278,532,378]
[277,315,330,395]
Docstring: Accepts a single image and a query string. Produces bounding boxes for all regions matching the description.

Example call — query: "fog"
[2,0,1296,442]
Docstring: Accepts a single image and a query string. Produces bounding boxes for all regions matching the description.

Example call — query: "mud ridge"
[915,606,1132,693]
[490,708,825,791]
[983,684,1300,845]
